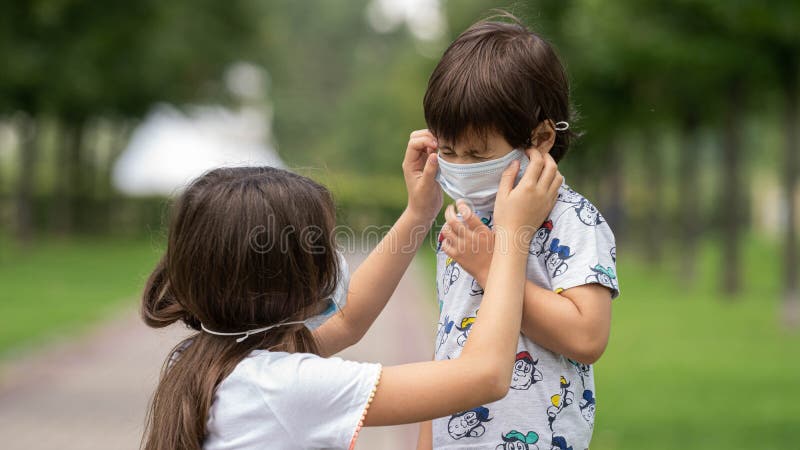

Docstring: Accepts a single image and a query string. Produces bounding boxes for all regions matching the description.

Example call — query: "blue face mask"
[304,251,349,330]
[199,251,350,342]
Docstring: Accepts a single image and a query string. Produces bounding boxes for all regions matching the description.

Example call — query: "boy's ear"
[528,120,556,156]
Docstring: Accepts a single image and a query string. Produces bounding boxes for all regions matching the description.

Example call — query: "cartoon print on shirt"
[566,358,591,389]
[448,406,492,440]
[557,186,583,204]
[530,220,554,257]
[544,239,574,278]
[443,257,461,295]
[574,199,604,226]
[470,278,484,296]
[610,246,616,263]
[436,315,455,354]
[510,351,543,390]
[455,315,476,347]
[481,212,494,230]
[546,376,574,431]
[579,390,596,427]
[550,435,573,450]
[495,430,540,450]
[585,264,618,291]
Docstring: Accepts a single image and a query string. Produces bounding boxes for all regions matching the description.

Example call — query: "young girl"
[140,137,562,450]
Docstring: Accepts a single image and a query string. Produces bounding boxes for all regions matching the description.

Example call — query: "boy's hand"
[441,202,494,287]
[442,153,561,277]
[402,129,442,223]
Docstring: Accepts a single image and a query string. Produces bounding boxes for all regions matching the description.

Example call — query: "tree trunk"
[53,119,86,235]
[720,80,744,297]
[782,63,799,329]
[679,115,700,285]
[14,117,38,244]
[602,137,626,242]
[99,120,133,233]
[645,128,664,264]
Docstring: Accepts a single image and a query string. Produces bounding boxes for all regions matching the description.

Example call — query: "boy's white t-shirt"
[432,183,619,450]
[204,350,381,450]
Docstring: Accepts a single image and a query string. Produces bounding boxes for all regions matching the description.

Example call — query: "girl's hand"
[493,152,562,251]
[402,129,442,223]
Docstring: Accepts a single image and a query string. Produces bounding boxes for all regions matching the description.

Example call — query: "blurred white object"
[366,0,445,42]
[112,104,283,196]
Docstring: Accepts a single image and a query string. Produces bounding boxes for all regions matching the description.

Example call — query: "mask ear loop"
[554,121,570,132]
[201,319,308,343]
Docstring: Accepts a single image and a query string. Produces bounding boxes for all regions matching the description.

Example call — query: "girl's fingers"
[410,129,434,139]
[520,152,545,187]
[548,172,564,198]
[408,136,437,152]
[420,153,439,183]
[537,155,558,190]
[498,160,520,195]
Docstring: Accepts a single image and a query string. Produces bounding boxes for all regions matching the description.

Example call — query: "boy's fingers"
[456,201,486,231]
[444,204,467,237]
[440,224,457,243]
[441,239,456,258]
[498,160,520,195]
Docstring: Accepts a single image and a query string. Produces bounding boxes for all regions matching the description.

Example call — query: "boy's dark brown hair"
[424,12,574,162]
[140,166,340,450]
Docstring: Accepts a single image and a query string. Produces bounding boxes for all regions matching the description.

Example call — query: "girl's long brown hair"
[140,167,340,450]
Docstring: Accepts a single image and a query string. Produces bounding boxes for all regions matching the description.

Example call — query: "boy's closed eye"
[438,145,497,162]
[436,131,515,163]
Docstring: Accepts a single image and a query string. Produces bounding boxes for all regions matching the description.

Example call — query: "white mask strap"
[201,319,308,343]
[554,121,570,131]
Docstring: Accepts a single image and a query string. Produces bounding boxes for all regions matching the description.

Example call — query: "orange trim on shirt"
[349,367,382,450]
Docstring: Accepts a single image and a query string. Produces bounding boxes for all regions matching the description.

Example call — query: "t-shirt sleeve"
[248,353,382,449]
[545,201,620,299]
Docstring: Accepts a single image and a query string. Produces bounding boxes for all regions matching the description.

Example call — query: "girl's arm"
[440,204,612,364]
[365,153,563,426]
[314,130,442,357]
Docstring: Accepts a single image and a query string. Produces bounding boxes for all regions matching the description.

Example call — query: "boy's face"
[436,130,514,164]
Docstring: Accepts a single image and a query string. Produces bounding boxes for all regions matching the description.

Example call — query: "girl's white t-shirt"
[204,350,382,450]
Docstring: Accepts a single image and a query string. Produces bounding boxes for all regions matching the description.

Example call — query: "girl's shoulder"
[229,350,381,390]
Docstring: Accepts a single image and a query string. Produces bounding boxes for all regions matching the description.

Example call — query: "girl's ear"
[528,120,556,155]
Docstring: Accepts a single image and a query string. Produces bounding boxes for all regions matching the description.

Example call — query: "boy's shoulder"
[548,183,609,230]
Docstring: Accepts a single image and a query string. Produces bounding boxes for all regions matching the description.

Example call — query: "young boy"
[417,15,620,450]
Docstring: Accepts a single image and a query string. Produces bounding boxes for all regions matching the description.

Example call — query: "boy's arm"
[416,420,433,450]
[440,204,612,364]
[314,131,442,357]
[518,282,611,364]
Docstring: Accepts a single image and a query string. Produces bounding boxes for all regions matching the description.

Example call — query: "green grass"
[1,231,798,448]
[419,236,800,449]
[0,236,163,357]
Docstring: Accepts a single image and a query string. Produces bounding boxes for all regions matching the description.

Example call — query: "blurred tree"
[0,0,262,237]
[736,0,800,325]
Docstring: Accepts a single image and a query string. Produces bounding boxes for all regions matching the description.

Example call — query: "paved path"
[0,253,437,450]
